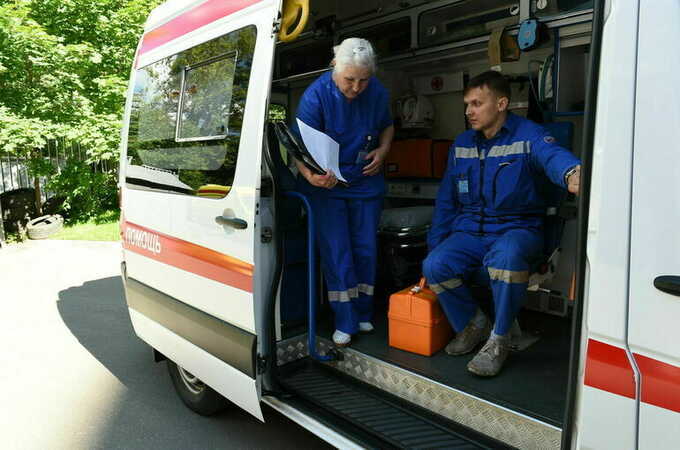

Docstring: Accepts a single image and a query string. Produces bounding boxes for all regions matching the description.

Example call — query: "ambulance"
[118,0,680,448]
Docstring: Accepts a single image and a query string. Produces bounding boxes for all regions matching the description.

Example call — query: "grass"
[51,210,121,241]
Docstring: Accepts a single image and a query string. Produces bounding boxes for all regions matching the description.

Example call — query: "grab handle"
[279,0,309,43]
[285,191,336,361]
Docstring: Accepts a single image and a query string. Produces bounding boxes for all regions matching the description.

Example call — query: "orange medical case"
[385,139,452,179]
[385,139,433,178]
[388,278,453,356]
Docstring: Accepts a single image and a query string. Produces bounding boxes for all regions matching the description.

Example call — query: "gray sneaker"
[467,337,510,377]
[445,320,491,356]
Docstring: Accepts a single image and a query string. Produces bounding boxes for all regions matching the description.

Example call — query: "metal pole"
[285,191,336,362]
[8,156,14,189]
[0,154,6,193]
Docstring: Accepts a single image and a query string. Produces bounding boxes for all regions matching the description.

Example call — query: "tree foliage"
[0,0,162,219]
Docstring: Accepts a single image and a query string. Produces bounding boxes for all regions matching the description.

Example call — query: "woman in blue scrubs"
[294,38,394,346]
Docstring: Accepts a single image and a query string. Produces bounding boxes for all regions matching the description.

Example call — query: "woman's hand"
[362,146,389,176]
[307,170,338,189]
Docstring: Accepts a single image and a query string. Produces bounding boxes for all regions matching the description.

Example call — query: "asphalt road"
[0,240,331,450]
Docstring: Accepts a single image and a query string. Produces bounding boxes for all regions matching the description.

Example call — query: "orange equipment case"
[385,139,452,179]
[385,139,433,178]
[432,140,452,178]
[388,278,453,356]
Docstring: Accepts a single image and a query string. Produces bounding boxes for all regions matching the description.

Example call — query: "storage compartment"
[385,139,452,179]
[432,140,452,178]
[385,139,433,178]
[388,279,453,356]
[418,0,518,48]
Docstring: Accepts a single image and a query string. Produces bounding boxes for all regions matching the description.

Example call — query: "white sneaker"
[332,330,351,347]
[358,322,374,333]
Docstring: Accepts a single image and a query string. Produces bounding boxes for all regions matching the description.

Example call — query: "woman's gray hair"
[332,38,376,74]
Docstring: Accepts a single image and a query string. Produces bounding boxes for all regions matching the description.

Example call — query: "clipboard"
[274,122,349,188]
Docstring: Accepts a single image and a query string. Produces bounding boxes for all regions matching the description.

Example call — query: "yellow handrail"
[279,0,309,43]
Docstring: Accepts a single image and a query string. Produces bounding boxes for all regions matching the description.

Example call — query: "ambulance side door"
[121,0,281,421]
[628,0,680,446]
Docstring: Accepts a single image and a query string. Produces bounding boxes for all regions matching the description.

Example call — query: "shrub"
[46,159,117,222]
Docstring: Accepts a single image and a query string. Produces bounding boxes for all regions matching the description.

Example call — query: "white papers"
[296,118,347,182]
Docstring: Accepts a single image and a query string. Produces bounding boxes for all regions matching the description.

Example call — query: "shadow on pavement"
[57,276,330,450]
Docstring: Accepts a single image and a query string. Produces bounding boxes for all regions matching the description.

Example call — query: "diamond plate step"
[277,334,561,450]
[278,361,506,449]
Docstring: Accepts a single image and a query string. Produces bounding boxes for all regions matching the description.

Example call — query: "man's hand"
[567,165,581,195]
[362,146,389,176]
[308,170,338,189]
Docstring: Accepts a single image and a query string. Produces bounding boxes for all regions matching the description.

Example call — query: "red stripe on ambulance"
[122,221,253,293]
[585,339,680,412]
[139,0,262,56]
[584,339,636,399]
[634,352,680,413]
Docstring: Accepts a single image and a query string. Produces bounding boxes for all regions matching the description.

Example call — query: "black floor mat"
[297,301,571,426]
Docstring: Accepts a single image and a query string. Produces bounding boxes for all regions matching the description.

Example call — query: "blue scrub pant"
[309,196,383,334]
[422,229,543,336]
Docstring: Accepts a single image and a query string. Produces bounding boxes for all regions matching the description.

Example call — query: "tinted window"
[126,25,256,198]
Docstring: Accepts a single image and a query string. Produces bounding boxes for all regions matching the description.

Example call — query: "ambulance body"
[118,0,680,448]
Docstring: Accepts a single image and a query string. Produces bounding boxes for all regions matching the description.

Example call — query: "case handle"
[279,0,309,43]
[411,277,428,293]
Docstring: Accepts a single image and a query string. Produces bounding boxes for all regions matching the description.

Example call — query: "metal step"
[277,334,562,449]
[278,361,508,449]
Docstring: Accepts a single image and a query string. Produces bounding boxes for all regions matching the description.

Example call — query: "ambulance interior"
[264,0,592,430]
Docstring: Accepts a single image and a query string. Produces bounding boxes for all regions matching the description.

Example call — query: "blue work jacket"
[428,113,581,249]
[295,71,393,199]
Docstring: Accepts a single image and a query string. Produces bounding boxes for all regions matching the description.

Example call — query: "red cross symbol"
[431,76,444,91]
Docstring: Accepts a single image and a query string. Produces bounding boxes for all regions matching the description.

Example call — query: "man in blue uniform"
[423,71,581,376]
[294,38,394,347]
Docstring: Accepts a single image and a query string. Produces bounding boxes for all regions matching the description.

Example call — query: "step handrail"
[284,191,336,362]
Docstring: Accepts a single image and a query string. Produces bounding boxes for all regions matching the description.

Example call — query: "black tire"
[26,214,64,239]
[166,360,229,416]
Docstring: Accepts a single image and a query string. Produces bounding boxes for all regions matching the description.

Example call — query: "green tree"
[0,0,162,218]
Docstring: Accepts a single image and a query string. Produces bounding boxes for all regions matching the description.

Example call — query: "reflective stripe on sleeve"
[488,267,530,284]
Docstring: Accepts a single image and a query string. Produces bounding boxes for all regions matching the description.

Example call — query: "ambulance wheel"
[167,360,228,416]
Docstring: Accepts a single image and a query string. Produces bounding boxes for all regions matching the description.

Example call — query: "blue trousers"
[422,230,543,335]
[309,196,383,334]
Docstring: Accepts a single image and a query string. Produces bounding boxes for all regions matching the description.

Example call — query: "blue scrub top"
[295,71,393,199]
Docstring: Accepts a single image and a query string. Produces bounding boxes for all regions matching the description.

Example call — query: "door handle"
[215,215,248,230]
[653,275,680,297]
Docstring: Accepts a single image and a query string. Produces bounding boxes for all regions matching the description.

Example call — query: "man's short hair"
[464,70,511,101]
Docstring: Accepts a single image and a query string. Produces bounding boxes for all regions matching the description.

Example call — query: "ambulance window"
[176,51,237,141]
[125,25,256,198]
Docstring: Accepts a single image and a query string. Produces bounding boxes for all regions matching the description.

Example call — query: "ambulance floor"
[314,304,571,427]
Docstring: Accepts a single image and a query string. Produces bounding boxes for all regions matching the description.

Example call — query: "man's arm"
[530,127,582,195]
[427,142,459,250]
